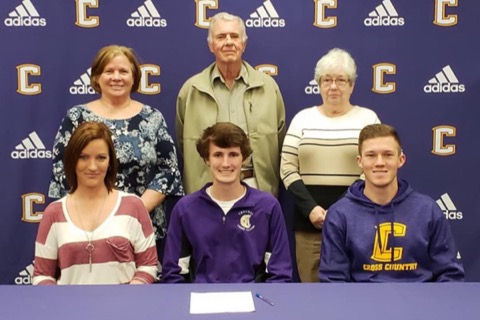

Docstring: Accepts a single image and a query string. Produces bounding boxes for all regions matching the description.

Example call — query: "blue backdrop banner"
[1,0,479,284]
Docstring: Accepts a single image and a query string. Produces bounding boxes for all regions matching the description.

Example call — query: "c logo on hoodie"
[238,211,255,232]
[371,222,406,262]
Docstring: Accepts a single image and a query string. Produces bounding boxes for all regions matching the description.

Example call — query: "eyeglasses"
[320,77,350,88]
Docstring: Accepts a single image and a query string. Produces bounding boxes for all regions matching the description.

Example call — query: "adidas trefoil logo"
[436,193,463,220]
[364,0,404,27]
[246,0,285,28]
[70,68,96,95]
[424,65,465,93]
[15,262,34,285]
[127,0,167,27]
[304,79,319,95]
[4,0,46,27]
[11,131,52,159]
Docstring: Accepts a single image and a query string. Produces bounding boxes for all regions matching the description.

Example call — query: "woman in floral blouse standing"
[48,45,184,263]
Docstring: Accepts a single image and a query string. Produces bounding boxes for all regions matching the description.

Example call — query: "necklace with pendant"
[74,192,108,273]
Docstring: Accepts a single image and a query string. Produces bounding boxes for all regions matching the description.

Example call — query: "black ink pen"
[255,292,274,306]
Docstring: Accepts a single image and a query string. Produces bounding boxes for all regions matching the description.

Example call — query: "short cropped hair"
[90,45,141,94]
[64,121,118,193]
[358,124,402,155]
[196,122,253,161]
[207,12,248,43]
[314,48,358,85]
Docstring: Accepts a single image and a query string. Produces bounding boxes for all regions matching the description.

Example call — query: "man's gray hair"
[207,12,248,43]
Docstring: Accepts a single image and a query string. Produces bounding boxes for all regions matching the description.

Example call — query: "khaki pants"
[295,231,321,282]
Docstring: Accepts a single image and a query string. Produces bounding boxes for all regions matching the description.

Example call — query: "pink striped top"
[33,191,158,285]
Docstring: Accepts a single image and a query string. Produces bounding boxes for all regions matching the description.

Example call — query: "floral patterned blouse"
[48,104,184,239]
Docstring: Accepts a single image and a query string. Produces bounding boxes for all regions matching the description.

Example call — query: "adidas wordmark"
[364,0,404,26]
[127,0,166,27]
[11,132,52,159]
[436,193,463,220]
[15,263,34,285]
[246,0,285,28]
[4,0,46,27]
[424,65,465,93]
[70,68,96,95]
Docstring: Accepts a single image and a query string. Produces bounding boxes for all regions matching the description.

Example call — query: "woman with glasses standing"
[280,48,380,282]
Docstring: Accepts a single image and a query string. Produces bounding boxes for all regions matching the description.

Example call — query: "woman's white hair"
[314,48,357,84]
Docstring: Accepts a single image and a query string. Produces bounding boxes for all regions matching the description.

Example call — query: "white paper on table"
[190,291,255,314]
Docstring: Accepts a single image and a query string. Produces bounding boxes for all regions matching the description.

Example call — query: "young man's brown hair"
[196,122,253,161]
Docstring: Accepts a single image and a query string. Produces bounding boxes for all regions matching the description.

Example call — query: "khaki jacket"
[176,62,286,196]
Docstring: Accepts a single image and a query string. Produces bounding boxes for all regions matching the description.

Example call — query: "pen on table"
[255,292,274,306]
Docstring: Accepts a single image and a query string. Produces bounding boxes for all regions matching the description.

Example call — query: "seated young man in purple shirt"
[162,122,292,283]
[319,124,464,282]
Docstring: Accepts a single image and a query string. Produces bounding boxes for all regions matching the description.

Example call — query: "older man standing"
[176,12,286,196]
